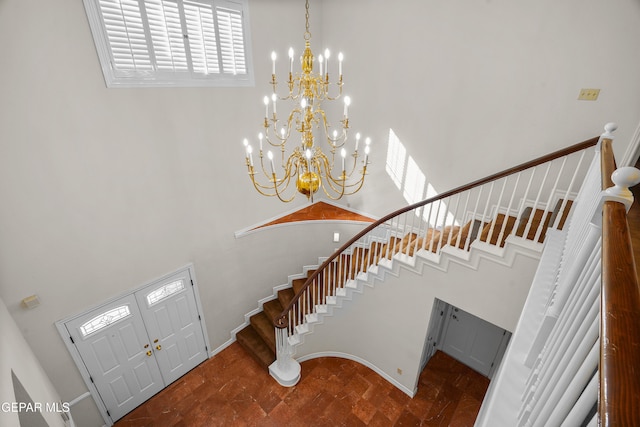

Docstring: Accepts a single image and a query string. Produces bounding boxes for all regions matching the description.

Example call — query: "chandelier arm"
[257,151,273,178]
[324,79,344,101]
[321,168,368,199]
[314,109,349,150]
[264,109,301,148]
[313,152,346,199]
[287,76,304,100]
[343,152,360,178]
[272,175,297,202]
[248,167,281,197]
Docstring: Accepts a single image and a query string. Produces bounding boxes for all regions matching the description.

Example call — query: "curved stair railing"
[467,123,640,426]
[269,134,600,385]
[599,139,640,425]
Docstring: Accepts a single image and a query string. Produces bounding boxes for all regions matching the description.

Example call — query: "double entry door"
[64,269,208,422]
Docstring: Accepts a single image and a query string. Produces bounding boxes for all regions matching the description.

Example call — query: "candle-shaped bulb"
[355,132,361,151]
[243,138,249,148]
[271,93,277,115]
[288,47,294,73]
[267,150,275,174]
[343,95,351,117]
[280,127,286,138]
[341,148,346,171]
[300,98,307,109]
[333,129,338,139]
[338,52,343,75]
[263,96,269,118]
[324,49,330,76]
[365,137,371,146]
[364,145,370,164]
[306,149,312,160]
[247,144,254,166]
[271,51,276,74]
[258,132,263,151]
[318,54,324,76]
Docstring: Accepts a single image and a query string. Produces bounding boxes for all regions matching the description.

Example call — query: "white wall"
[0,0,639,425]
[0,296,67,427]
[294,250,539,395]
[321,0,640,217]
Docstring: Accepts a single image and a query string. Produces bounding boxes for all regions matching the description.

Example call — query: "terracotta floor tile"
[351,397,378,424]
[448,393,483,427]
[395,409,422,426]
[115,347,489,427]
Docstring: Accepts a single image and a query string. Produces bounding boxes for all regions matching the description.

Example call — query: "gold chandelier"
[243,0,370,203]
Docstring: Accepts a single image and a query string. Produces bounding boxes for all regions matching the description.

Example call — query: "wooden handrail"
[599,140,640,425]
[274,136,599,328]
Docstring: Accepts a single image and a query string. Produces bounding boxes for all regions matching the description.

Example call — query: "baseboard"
[295,351,416,398]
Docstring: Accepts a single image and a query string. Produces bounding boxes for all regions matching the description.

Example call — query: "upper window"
[83,0,254,87]
[146,279,186,306]
[79,305,132,337]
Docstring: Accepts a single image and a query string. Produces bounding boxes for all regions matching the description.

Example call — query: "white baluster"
[533,157,567,243]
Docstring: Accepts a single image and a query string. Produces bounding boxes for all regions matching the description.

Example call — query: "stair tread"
[236,325,275,369]
[250,311,276,352]
[292,278,306,294]
[263,299,284,322]
[480,214,517,247]
[278,288,295,308]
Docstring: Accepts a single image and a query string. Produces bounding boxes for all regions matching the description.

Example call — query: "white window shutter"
[184,0,220,75]
[84,0,253,87]
[216,2,246,75]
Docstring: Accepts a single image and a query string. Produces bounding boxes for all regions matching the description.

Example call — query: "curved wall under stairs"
[291,237,541,396]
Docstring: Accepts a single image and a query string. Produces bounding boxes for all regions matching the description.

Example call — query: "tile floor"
[115,343,489,427]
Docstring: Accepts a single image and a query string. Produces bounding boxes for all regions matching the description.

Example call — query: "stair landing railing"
[269,133,602,385]
[599,138,640,425]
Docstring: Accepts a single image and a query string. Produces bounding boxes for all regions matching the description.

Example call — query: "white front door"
[65,294,164,421]
[62,266,209,423]
[440,305,509,377]
[135,271,208,385]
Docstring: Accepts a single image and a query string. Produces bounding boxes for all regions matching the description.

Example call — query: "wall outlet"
[578,88,600,101]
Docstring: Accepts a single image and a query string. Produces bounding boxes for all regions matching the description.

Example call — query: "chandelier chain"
[304,0,311,40]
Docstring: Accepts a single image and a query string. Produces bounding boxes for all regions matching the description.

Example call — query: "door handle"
[146,350,152,357]
[156,344,162,350]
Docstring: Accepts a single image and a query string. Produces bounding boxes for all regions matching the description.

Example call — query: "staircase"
[236,197,574,371]
[233,136,601,389]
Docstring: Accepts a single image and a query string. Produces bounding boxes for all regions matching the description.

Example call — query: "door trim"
[55,264,210,426]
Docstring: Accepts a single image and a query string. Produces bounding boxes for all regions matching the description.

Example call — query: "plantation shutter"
[85,0,252,86]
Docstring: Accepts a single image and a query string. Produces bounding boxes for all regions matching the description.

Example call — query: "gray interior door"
[440,305,509,377]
